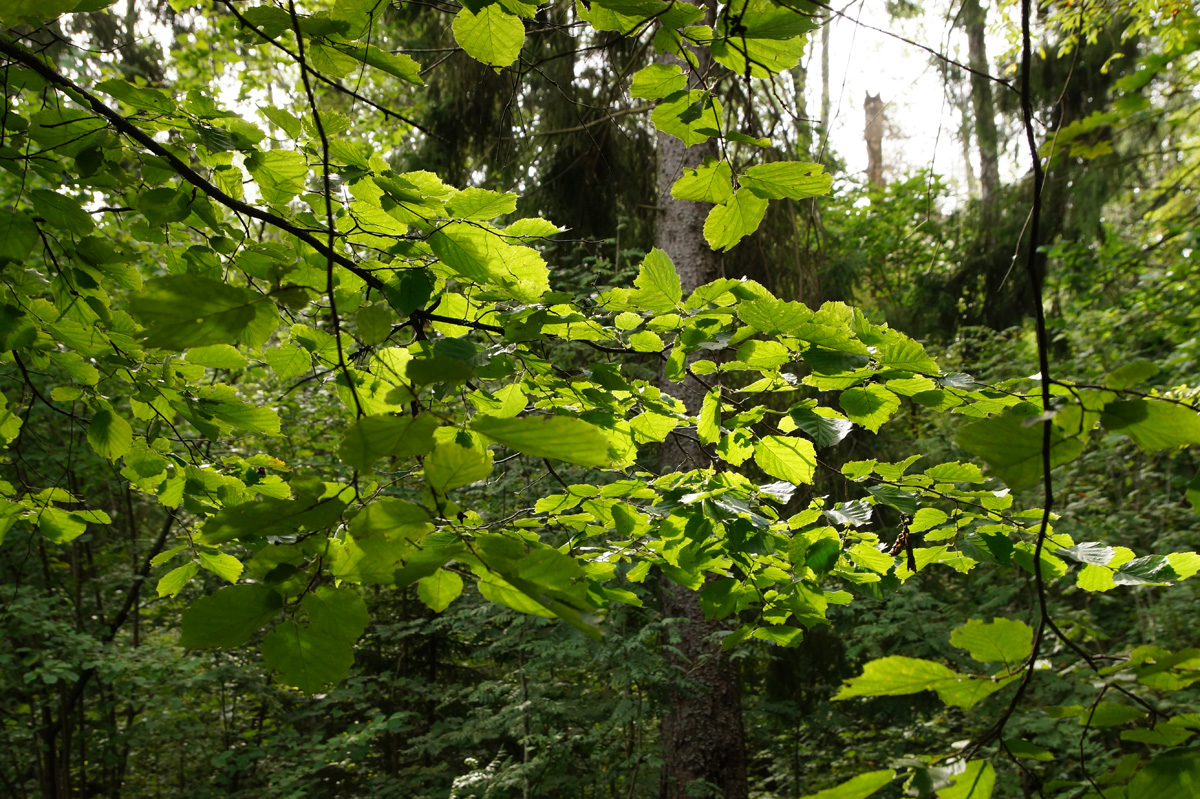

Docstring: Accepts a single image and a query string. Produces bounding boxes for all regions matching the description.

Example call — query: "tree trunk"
[654,5,749,797]
[820,14,831,152]
[963,0,999,224]
[864,92,885,186]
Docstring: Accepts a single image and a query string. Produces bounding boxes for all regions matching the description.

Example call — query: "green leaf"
[336,43,423,85]
[703,188,768,252]
[698,388,721,445]
[246,150,309,205]
[156,562,198,598]
[425,440,494,491]
[304,586,369,645]
[630,63,688,99]
[753,626,805,646]
[734,340,790,370]
[1084,703,1144,727]
[130,275,260,350]
[949,618,1033,666]
[924,462,986,483]
[446,187,518,220]
[471,414,612,467]
[651,90,723,146]
[136,187,195,225]
[737,297,812,335]
[180,585,282,648]
[955,409,1086,491]
[835,655,1004,709]
[1126,750,1200,799]
[797,770,895,799]
[1105,360,1158,390]
[754,436,816,485]
[909,508,948,532]
[87,409,133,460]
[876,334,939,373]
[835,655,958,699]
[1101,399,1200,451]
[264,343,312,380]
[355,304,394,346]
[197,551,243,583]
[1113,554,1178,585]
[0,0,83,27]
[1002,739,1055,761]
[30,189,94,235]
[417,569,464,612]
[839,385,901,433]
[39,507,87,544]
[0,210,39,266]
[1057,542,1117,566]
[200,493,349,545]
[709,0,816,77]
[452,5,525,67]
[262,621,355,693]
[938,761,995,799]
[787,405,852,448]
[632,249,681,312]
[739,162,831,201]
[671,158,734,203]
[628,329,664,352]
[185,344,248,369]
[338,413,439,471]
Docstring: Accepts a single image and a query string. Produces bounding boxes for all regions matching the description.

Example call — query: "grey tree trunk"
[963,0,999,223]
[654,4,749,797]
[864,92,885,186]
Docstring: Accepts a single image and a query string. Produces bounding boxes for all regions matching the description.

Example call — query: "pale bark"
[963,0,999,224]
[864,92,885,186]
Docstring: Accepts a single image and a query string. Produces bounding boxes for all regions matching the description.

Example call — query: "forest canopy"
[1,0,1199,797]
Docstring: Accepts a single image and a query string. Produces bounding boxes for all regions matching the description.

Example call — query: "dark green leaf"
[955,409,1086,491]
[180,585,282,648]
[129,275,260,350]
[1101,399,1200,451]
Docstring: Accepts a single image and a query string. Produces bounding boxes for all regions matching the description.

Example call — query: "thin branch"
[0,34,387,294]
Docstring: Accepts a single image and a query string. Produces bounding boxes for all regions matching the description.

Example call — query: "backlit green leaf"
[698,388,721,445]
[338,414,439,471]
[704,188,768,252]
[797,770,895,799]
[471,414,611,467]
[630,63,687,99]
[452,5,525,67]
[197,551,243,583]
[156,562,198,598]
[739,161,831,201]
[417,569,464,612]
[754,436,816,485]
[425,440,494,490]
[840,385,900,433]
[949,618,1032,666]
[671,158,733,203]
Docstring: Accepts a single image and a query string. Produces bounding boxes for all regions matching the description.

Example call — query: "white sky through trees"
[816,0,1020,203]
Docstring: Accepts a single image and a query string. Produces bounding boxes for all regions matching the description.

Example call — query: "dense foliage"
[2,0,1199,797]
